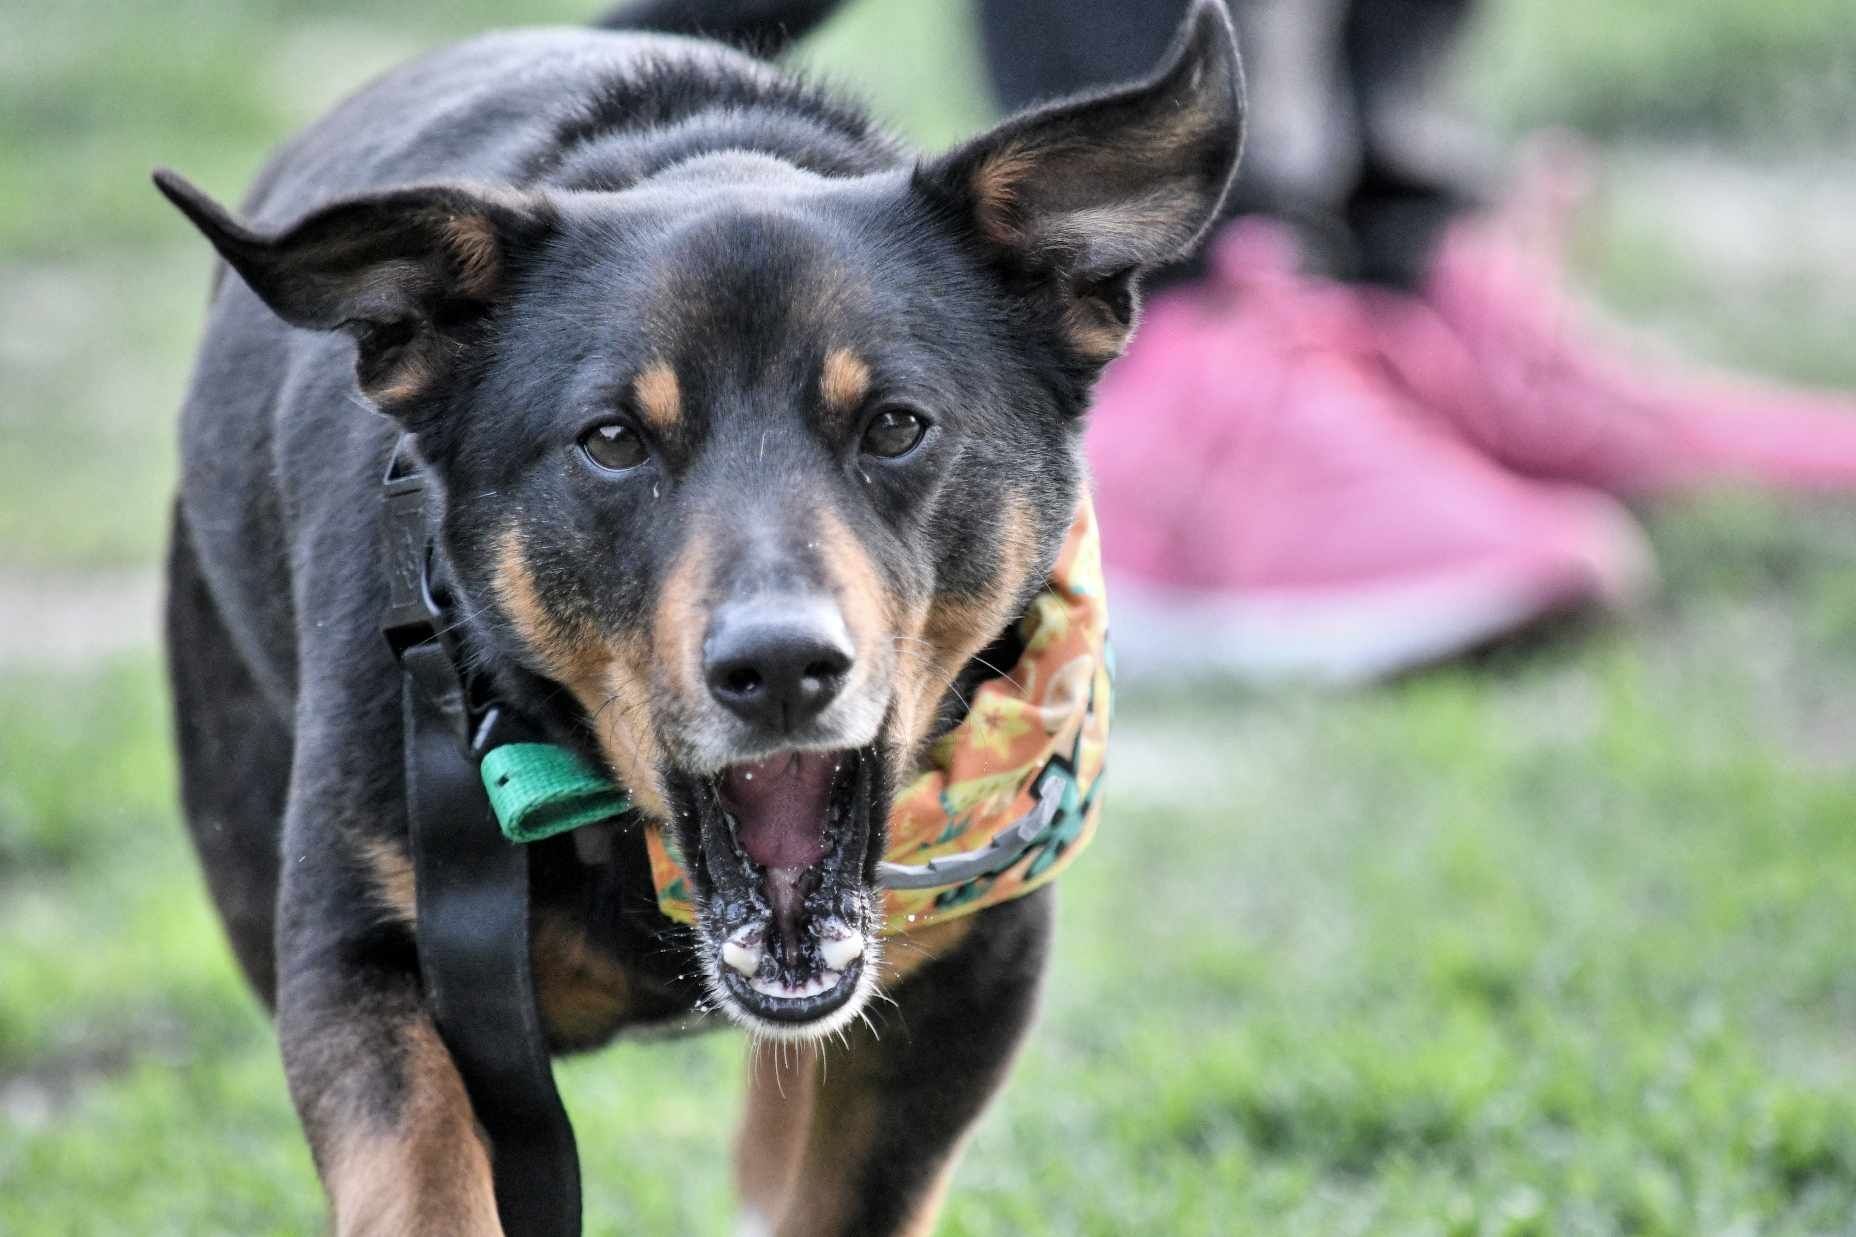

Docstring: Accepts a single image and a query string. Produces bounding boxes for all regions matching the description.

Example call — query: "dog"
[157,1,1241,1231]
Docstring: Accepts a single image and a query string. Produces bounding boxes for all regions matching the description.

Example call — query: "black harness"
[382,445,583,1237]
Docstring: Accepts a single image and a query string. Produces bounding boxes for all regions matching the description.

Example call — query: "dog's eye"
[860,408,929,459]
[580,423,649,472]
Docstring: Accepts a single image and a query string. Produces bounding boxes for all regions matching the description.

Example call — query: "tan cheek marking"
[493,531,671,820]
[633,362,682,435]
[591,637,669,821]
[819,347,872,424]
[814,506,891,676]
[892,499,1040,760]
[325,1019,500,1237]
[493,529,603,688]
[815,508,928,795]
[652,525,714,713]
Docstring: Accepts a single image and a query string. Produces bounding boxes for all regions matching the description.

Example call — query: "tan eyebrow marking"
[632,362,682,433]
[819,347,872,423]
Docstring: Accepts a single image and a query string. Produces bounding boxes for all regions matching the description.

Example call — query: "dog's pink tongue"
[720,753,836,870]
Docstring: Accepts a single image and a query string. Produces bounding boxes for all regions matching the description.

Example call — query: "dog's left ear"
[918,0,1244,367]
[153,169,552,416]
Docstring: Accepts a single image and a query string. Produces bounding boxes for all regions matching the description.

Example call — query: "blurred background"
[3,1,1856,1233]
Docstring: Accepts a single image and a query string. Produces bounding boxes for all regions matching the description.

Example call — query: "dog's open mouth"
[680,746,882,1032]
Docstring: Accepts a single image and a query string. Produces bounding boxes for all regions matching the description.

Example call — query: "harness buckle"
[381,440,439,659]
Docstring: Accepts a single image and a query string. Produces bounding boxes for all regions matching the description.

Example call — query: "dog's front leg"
[274,823,501,1237]
[748,888,1054,1237]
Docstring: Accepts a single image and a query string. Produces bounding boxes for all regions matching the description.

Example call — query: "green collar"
[479,742,630,844]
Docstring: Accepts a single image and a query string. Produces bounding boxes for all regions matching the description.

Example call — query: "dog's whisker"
[889,646,972,711]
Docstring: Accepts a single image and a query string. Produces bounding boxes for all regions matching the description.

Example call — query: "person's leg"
[1340,0,1486,285]
[977,0,1191,113]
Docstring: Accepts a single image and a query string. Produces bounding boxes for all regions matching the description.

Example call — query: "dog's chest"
[528,832,709,1050]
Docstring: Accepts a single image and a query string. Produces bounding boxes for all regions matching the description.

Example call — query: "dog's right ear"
[153,169,553,414]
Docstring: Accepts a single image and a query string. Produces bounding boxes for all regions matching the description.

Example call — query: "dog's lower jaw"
[700,924,884,1043]
[674,742,890,1038]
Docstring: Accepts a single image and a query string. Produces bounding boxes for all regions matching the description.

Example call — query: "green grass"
[1464,0,1856,143]
[6,0,1856,1232]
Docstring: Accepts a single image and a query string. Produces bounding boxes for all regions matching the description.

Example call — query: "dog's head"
[159,1,1241,1039]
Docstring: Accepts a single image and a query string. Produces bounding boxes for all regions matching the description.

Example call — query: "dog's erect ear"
[152,169,552,412]
[918,0,1243,364]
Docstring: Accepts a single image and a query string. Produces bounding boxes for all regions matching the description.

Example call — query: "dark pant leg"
[977,0,1193,112]
[1341,0,1483,284]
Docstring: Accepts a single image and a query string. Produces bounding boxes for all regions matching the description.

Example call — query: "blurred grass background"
[3,1,1856,1233]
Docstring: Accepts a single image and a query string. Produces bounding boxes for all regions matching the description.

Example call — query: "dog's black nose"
[704,598,854,733]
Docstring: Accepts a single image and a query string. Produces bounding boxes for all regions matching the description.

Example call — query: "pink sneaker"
[1367,151,1856,495]
[1090,222,1652,683]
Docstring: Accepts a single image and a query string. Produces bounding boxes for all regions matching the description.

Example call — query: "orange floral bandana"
[644,499,1112,935]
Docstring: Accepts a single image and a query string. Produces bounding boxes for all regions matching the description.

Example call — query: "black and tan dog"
[157,1,1241,1231]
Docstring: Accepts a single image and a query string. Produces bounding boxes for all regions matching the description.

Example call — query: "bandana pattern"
[643,500,1112,935]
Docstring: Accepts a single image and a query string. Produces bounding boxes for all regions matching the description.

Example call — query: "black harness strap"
[384,446,582,1236]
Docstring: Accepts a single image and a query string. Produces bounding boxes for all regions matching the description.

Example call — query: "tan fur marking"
[969,143,1041,247]
[735,1042,817,1229]
[818,347,872,422]
[357,836,416,924]
[814,505,889,672]
[493,530,671,819]
[651,524,714,717]
[325,1020,500,1236]
[891,499,1040,764]
[774,1056,878,1237]
[967,95,1220,260]
[1062,298,1131,363]
[532,912,633,1047]
[366,350,437,408]
[633,362,683,434]
[443,213,502,299]
[492,529,601,686]
[594,637,670,820]
[813,504,898,779]
[771,1031,971,1237]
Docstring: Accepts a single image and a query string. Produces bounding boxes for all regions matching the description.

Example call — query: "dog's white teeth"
[722,925,765,977]
[817,922,864,970]
[749,970,842,1000]
[722,939,763,976]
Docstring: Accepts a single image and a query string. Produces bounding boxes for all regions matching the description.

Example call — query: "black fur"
[159,1,1241,1231]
